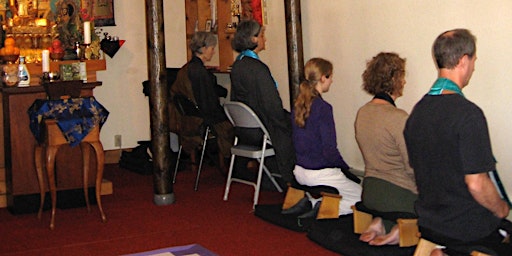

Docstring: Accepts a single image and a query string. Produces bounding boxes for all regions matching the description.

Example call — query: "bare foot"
[369,224,400,246]
[359,217,385,242]
[430,249,445,256]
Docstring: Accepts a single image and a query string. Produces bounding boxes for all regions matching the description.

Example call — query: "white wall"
[94,0,512,196]
[93,0,186,150]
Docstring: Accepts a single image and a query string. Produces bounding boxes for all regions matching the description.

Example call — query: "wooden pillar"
[145,0,174,205]
[284,0,304,106]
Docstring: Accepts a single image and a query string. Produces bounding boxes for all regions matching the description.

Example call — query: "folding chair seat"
[172,94,216,191]
[223,101,283,208]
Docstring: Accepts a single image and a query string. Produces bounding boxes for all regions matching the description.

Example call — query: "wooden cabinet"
[185,0,236,72]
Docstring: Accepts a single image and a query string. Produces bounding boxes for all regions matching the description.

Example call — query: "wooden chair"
[172,94,220,191]
[35,119,106,230]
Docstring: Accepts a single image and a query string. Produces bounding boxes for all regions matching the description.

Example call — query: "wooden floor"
[0,149,121,208]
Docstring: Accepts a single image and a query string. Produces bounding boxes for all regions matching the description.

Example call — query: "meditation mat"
[254,204,315,232]
[123,244,218,256]
[307,215,416,256]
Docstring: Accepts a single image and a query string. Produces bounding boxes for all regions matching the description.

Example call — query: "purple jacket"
[291,97,349,170]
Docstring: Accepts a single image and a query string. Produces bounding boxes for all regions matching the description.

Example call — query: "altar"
[0,59,109,214]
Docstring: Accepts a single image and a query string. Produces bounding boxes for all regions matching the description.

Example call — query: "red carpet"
[0,163,340,256]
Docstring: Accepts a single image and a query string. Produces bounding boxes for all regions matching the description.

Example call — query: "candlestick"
[42,50,50,73]
[83,21,91,44]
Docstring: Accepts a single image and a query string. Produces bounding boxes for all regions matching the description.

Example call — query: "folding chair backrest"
[224,101,271,142]
[173,94,202,118]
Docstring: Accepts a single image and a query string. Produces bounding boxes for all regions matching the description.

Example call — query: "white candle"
[18,3,24,16]
[83,21,91,44]
[42,50,50,72]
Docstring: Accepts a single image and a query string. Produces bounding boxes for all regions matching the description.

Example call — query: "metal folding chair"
[223,101,283,208]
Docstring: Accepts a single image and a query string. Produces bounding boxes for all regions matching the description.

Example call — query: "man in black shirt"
[404,28,510,255]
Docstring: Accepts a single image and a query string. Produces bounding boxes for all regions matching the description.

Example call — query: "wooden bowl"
[50,52,65,61]
[1,54,20,63]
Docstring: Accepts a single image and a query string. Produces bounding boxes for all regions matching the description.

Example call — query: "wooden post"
[145,0,174,205]
[285,0,304,106]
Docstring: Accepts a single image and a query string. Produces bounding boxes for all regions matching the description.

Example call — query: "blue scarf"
[236,50,278,88]
[236,49,259,61]
[427,77,464,97]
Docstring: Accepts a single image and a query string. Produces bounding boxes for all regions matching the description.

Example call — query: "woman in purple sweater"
[289,58,362,218]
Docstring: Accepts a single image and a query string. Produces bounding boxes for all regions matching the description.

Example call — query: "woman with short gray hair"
[171,31,233,170]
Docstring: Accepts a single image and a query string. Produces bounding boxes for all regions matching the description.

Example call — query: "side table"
[35,119,107,229]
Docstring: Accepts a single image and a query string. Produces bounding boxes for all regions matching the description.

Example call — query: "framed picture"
[240,0,267,25]
[91,0,115,26]
[205,19,212,32]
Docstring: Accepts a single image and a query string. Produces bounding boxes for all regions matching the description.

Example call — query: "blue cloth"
[291,97,349,170]
[428,77,464,97]
[28,97,109,147]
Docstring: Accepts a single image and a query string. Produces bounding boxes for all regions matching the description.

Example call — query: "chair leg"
[317,192,342,219]
[194,128,209,191]
[253,157,266,208]
[223,154,236,201]
[282,186,305,210]
[172,145,182,184]
[351,205,373,234]
[260,162,283,192]
[397,218,419,247]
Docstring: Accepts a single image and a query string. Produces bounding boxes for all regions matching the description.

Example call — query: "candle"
[18,3,24,16]
[42,50,50,72]
[83,21,91,44]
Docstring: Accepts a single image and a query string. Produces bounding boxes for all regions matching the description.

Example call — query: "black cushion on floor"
[355,201,418,220]
[307,215,416,256]
[254,204,314,232]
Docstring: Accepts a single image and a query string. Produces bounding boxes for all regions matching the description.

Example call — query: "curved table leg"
[45,145,60,230]
[89,141,106,222]
[80,142,91,212]
[34,145,45,220]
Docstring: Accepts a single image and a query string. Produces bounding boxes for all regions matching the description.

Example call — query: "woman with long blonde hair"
[284,58,362,219]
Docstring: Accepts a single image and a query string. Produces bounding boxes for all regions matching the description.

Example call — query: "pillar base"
[153,193,175,205]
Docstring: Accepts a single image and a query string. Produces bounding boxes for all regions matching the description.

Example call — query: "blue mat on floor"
[307,215,416,256]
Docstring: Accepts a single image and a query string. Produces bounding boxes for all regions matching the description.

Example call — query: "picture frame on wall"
[91,0,115,26]
[240,0,267,25]
[50,0,115,26]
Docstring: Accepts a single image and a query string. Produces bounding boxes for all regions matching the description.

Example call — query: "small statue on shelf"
[55,0,81,58]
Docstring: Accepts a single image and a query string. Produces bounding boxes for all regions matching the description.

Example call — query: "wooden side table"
[35,119,106,229]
